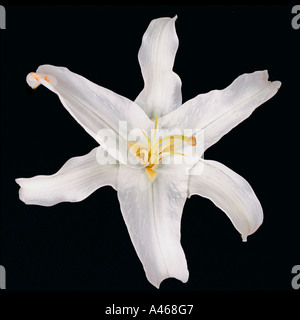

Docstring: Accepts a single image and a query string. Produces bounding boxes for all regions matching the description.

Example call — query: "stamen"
[159,137,175,153]
[151,134,195,152]
[128,142,142,157]
[151,115,158,155]
[141,129,151,151]
[140,149,148,164]
[187,136,197,146]
[129,115,197,182]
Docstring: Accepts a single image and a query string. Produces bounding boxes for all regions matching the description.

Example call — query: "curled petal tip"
[27,72,41,89]
[276,81,282,90]
[242,235,247,242]
[26,71,56,89]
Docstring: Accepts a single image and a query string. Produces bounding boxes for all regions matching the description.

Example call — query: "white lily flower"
[16,16,281,289]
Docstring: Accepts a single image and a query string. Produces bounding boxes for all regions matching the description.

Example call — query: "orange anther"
[187,136,197,146]
[30,72,41,81]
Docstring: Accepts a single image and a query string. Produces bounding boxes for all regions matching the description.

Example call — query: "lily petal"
[16,147,118,206]
[188,160,263,241]
[135,16,182,119]
[160,70,281,151]
[117,165,189,288]
[27,65,153,147]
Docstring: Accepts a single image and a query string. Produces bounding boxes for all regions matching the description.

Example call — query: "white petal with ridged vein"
[188,159,263,241]
[27,65,153,161]
[135,16,182,119]
[16,147,119,206]
[160,70,281,151]
[117,164,189,288]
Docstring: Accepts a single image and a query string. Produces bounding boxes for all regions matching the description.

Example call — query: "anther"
[187,136,196,146]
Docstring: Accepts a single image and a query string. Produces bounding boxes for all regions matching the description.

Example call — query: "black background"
[0,4,299,303]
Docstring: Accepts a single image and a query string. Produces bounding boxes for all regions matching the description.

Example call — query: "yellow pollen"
[30,73,50,89]
[129,116,197,182]
[30,72,41,81]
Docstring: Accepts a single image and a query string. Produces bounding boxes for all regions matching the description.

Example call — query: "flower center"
[129,116,196,182]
